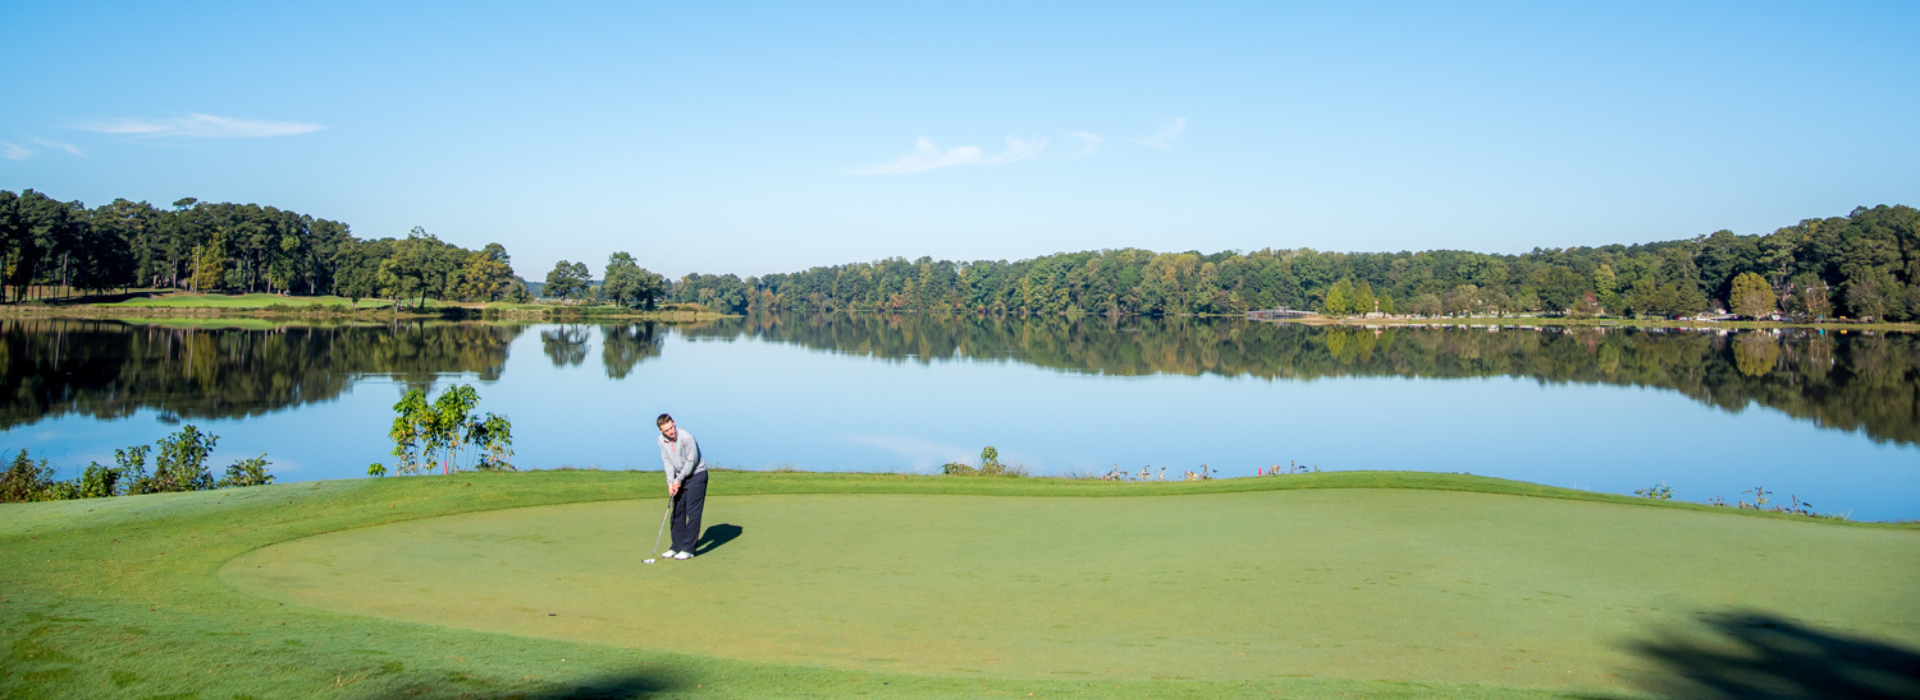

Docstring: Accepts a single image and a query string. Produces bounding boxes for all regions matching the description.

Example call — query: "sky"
[3,1,1917,279]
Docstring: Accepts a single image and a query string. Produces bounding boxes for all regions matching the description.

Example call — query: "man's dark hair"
[656,413,674,427]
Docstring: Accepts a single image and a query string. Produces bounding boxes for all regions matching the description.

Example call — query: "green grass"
[105,292,363,309]
[3,471,1915,699]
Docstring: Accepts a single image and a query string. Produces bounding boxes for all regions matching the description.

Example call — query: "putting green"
[223,489,1919,694]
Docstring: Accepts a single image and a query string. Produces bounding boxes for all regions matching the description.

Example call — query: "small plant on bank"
[367,463,388,477]
[390,384,515,475]
[976,446,1006,476]
[218,455,275,488]
[0,450,57,502]
[1634,482,1674,500]
[146,425,219,493]
[940,446,1027,477]
[1739,486,1771,510]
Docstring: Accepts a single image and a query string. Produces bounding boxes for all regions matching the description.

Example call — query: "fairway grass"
[4,471,1916,699]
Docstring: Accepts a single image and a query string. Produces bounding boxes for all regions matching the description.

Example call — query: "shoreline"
[4,298,1913,332]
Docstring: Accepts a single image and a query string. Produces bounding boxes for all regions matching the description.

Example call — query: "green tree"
[1352,280,1377,315]
[544,260,591,301]
[1322,279,1354,315]
[454,243,516,302]
[603,252,666,309]
[1728,272,1776,319]
[1538,267,1584,314]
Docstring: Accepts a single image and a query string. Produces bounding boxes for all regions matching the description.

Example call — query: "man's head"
[656,413,677,441]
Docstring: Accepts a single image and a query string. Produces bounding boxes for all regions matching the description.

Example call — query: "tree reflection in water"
[684,314,1920,446]
[601,323,663,379]
[1,319,523,429]
[4,315,1915,447]
[539,325,592,368]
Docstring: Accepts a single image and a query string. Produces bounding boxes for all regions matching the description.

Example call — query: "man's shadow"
[694,524,743,556]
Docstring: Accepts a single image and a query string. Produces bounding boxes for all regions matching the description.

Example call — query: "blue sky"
[3,1,1916,278]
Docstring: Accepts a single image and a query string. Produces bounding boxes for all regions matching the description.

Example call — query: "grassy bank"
[0,292,735,323]
[3,470,1914,699]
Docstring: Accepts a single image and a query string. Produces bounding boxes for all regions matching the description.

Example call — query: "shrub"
[977,446,1005,476]
[218,455,274,488]
[147,425,218,493]
[76,462,127,498]
[941,463,978,476]
[367,463,388,477]
[0,449,57,502]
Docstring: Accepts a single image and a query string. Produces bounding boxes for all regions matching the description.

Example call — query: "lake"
[3,315,1916,520]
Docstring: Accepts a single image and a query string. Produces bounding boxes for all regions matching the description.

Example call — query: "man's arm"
[660,439,683,491]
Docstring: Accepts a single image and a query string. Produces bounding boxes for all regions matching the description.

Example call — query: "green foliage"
[0,190,517,306]
[218,455,275,488]
[147,425,218,493]
[390,384,514,475]
[601,252,666,309]
[653,204,1916,322]
[1322,278,1353,315]
[367,463,388,477]
[542,260,592,301]
[940,462,978,476]
[0,449,57,502]
[1352,280,1377,315]
[976,446,1003,475]
[1729,272,1776,319]
[75,462,126,498]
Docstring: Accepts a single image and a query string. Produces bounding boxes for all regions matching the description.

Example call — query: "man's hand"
[669,481,681,498]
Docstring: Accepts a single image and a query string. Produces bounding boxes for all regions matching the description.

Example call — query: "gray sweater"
[658,429,707,485]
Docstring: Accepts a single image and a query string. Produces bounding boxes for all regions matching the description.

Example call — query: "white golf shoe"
[672,551,692,560]
[660,550,679,558]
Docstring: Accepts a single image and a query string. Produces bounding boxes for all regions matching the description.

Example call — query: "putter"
[643,501,671,564]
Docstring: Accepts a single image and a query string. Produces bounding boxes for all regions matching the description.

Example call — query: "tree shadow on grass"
[1621,610,1920,700]
[695,523,742,556]
[373,667,683,699]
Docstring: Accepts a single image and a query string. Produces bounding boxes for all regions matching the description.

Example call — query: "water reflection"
[601,323,664,379]
[3,315,1916,448]
[539,325,592,368]
[1,319,523,429]
[684,314,1920,446]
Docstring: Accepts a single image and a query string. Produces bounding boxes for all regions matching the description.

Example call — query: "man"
[656,413,708,561]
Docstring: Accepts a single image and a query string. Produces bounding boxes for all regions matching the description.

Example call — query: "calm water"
[4,316,1916,520]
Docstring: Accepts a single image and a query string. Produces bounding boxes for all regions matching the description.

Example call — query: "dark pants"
[671,470,708,554]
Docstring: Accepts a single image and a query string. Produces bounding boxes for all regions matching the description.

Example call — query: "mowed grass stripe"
[225,489,1919,694]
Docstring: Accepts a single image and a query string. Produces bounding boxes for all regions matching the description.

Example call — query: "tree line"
[0,189,527,306]
[666,205,1919,322]
[9,188,1914,322]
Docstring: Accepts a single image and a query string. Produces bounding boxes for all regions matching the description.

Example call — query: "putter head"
[643,558,657,564]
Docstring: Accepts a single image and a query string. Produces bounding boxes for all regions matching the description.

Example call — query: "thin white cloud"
[70,113,323,139]
[0,142,30,161]
[1066,131,1103,158]
[28,138,86,156]
[850,135,1049,175]
[1134,117,1186,150]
